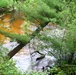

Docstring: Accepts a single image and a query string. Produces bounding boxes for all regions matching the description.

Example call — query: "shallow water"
[0,13,24,42]
[1,13,65,72]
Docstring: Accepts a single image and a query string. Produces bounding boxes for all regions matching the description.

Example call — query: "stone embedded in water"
[31,52,56,71]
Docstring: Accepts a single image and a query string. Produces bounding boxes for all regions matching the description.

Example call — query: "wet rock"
[31,52,56,71]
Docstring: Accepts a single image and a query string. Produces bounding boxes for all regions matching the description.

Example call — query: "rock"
[31,52,56,71]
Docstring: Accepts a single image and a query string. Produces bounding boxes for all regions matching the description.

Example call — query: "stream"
[2,28,65,73]
[0,13,65,73]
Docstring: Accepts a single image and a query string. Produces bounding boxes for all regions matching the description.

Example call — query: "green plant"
[48,67,66,75]
[0,45,47,75]
[0,45,23,75]
[0,29,30,44]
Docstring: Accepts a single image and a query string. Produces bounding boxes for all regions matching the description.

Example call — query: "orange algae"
[0,13,24,42]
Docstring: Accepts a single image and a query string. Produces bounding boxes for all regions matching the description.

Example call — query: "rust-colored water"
[0,13,24,42]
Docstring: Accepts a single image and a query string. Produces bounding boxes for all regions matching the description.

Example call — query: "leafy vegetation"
[0,45,47,75]
[37,27,76,74]
[0,45,22,75]
[0,29,30,44]
[0,0,76,75]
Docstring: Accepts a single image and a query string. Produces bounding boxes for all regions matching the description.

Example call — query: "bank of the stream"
[0,0,76,74]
